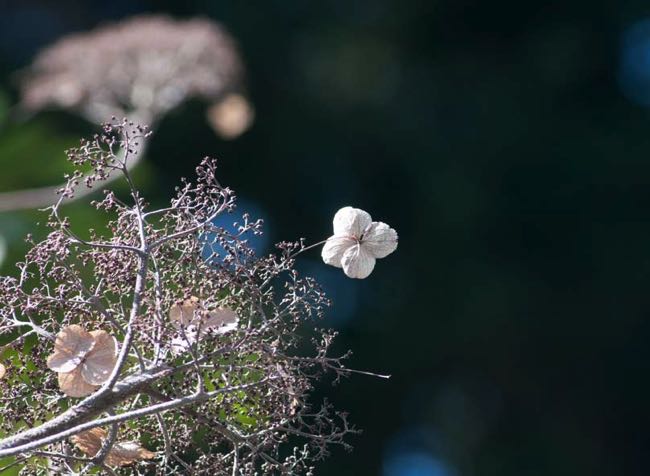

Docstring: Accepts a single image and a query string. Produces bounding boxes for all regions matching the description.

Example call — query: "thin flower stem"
[99,148,149,392]
[295,239,328,256]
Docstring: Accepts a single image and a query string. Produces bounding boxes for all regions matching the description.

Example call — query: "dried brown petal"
[47,325,95,373]
[58,367,98,397]
[81,330,118,385]
[169,296,201,326]
[107,442,156,467]
[71,427,156,467]
[204,307,239,334]
[71,427,104,456]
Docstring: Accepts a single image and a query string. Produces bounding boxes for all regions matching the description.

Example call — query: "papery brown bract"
[81,330,118,385]
[46,325,96,373]
[71,427,155,467]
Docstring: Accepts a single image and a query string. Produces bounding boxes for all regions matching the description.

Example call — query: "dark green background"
[1,1,650,475]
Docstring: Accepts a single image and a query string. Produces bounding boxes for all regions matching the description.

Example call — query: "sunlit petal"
[205,307,239,334]
[362,221,398,258]
[81,330,118,385]
[321,235,356,268]
[169,296,201,327]
[47,325,96,373]
[58,367,98,397]
[332,207,372,237]
[341,243,376,279]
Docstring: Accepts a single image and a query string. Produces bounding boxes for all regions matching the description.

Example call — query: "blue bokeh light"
[299,260,360,326]
[200,198,270,264]
[383,451,456,476]
[383,426,458,476]
[619,18,650,106]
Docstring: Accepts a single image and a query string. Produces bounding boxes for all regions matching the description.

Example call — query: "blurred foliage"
[2,0,650,475]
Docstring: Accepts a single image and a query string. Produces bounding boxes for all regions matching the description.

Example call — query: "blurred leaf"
[0,122,78,191]
[0,457,20,476]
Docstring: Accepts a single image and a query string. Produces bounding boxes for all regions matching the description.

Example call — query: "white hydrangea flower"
[321,206,398,279]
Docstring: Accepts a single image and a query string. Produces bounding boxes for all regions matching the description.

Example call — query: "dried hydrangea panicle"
[21,15,251,135]
[0,125,388,473]
[47,325,118,397]
[322,206,398,279]
[71,428,155,467]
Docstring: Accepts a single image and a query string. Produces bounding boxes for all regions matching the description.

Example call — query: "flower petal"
[169,296,201,327]
[47,325,95,373]
[71,428,155,467]
[332,207,372,237]
[321,235,356,268]
[71,427,104,457]
[0,363,5,380]
[107,442,156,467]
[204,307,239,334]
[341,243,376,279]
[58,367,98,397]
[362,221,398,258]
[81,330,118,385]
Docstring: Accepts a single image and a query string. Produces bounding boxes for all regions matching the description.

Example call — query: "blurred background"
[1,0,650,474]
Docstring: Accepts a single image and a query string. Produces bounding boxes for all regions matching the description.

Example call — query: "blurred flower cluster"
[20,15,253,137]
[0,15,254,213]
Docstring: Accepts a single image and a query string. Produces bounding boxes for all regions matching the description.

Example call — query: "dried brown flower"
[47,325,117,397]
[71,427,155,467]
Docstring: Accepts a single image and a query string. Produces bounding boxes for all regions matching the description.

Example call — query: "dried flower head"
[71,427,155,467]
[47,325,117,397]
[1,15,252,213]
[322,206,398,278]
[21,15,251,137]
